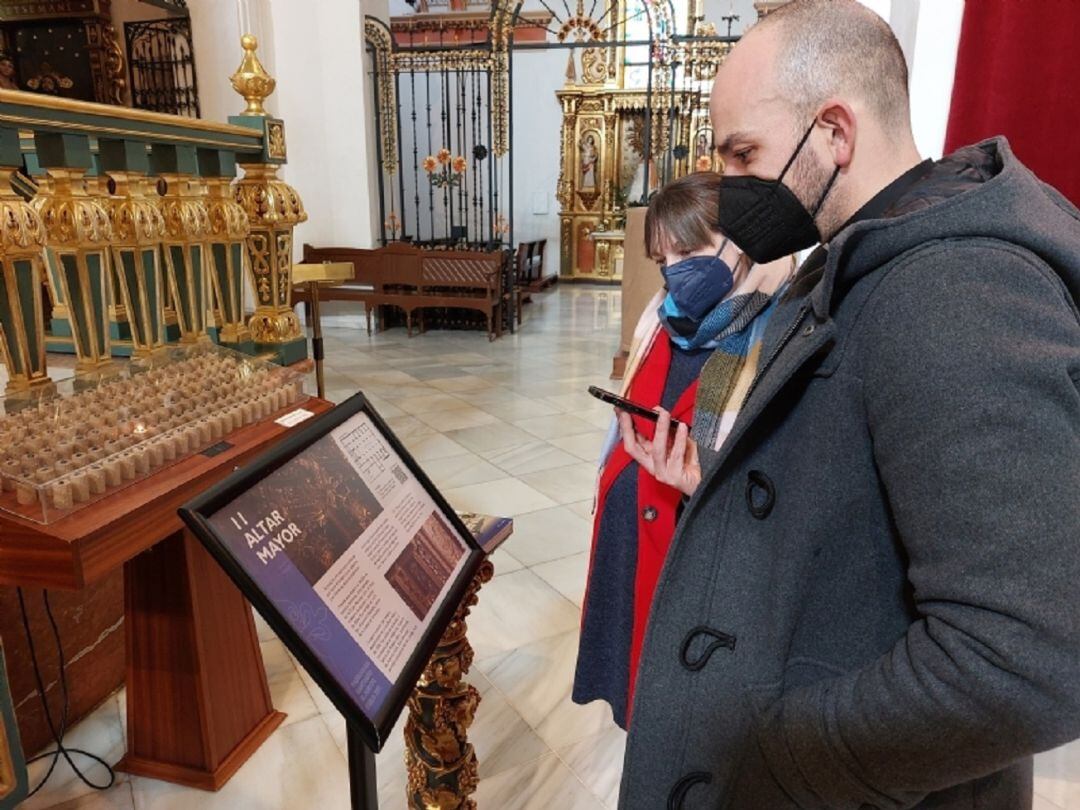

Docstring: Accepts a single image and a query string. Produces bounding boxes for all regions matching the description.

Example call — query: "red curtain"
[944,1,1080,207]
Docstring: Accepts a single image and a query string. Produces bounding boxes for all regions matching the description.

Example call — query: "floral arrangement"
[423,148,467,188]
[384,211,401,239]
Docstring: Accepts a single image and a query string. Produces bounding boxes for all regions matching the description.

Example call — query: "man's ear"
[816,99,857,168]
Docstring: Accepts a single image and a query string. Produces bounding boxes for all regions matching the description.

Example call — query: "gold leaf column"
[100,139,168,357]
[30,133,115,372]
[197,148,253,353]
[233,164,305,349]
[108,172,167,354]
[157,163,212,344]
[0,134,51,392]
[205,165,254,352]
[229,34,309,365]
[404,559,493,810]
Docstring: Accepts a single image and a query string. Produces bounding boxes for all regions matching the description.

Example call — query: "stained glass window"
[621,0,686,88]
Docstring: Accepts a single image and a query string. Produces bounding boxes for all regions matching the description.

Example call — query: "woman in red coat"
[573,172,793,728]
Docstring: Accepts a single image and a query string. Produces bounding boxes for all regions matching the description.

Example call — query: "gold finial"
[230,34,276,117]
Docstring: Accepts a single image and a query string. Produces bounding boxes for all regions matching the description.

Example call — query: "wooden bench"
[297,243,509,340]
[515,238,557,292]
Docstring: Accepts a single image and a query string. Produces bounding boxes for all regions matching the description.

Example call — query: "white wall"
[858,0,965,160]
[270,0,375,255]
[362,0,390,243]
[189,0,376,255]
[189,0,276,124]
[510,48,565,247]
[897,0,964,159]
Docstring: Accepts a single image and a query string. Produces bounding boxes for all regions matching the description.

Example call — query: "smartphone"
[587,386,687,429]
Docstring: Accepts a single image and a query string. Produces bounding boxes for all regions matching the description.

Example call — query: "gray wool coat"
[619,138,1080,810]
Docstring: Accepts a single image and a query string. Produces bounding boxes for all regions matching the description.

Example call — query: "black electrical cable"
[17,587,116,797]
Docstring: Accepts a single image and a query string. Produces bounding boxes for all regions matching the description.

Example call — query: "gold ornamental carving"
[404,558,494,810]
[158,173,212,343]
[230,34,275,117]
[391,51,490,73]
[229,32,305,351]
[580,46,608,85]
[0,183,47,253]
[233,164,306,229]
[233,166,305,343]
[158,175,211,242]
[108,173,165,245]
[205,177,253,346]
[106,172,168,356]
[31,169,115,370]
[0,168,51,392]
[31,171,113,249]
[266,121,287,161]
[104,22,127,105]
[206,179,250,240]
[365,16,400,175]
[489,2,514,157]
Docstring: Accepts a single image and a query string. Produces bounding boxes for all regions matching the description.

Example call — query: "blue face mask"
[660,240,734,322]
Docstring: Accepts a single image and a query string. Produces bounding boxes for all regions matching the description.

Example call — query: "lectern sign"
[180,394,483,751]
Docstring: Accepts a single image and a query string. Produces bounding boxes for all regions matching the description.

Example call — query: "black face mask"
[717,121,841,265]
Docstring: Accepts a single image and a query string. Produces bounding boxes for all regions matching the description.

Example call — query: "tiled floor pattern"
[12,285,1080,809]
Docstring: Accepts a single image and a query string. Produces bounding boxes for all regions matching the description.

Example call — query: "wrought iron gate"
[125,14,200,118]
[365,16,512,249]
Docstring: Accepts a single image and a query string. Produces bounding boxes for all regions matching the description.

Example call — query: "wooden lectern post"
[118,528,285,788]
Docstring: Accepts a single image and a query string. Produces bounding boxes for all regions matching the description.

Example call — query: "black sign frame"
[179,392,484,754]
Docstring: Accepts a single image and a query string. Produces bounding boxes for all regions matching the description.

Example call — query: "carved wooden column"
[30,132,114,373]
[200,149,254,354]
[0,127,50,393]
[152,145,212,344]
[228,35,308,366]
[404,558,494,809]
[99,138,168,357]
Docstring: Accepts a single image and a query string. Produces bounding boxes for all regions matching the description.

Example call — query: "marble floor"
[11,284,1080,809]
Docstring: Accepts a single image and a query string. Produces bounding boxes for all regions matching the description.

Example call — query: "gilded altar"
[556,83,721,281]
[555,7,730,282]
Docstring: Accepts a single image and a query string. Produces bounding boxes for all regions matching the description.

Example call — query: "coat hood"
[810,137,1080,320]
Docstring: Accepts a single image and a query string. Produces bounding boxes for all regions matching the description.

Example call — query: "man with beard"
[616,1,1080,807]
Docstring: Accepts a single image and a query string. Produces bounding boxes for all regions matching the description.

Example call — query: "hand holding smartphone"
[587,386,687,429]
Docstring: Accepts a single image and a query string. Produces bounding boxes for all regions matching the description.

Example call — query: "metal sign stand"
[347,723,379,810]
[292,261,355,399]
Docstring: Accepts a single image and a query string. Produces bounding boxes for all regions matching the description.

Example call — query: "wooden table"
[0,397,333,790]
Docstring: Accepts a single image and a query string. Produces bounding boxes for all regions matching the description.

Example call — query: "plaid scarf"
[690,292,780,456]
[598,258,794,475]
[658,288,777,455]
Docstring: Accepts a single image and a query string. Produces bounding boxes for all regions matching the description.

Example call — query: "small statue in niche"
[694,130,715,172]
[0,55,18,91]
[580,133,599,190]
[25,63,73,96]
[695,130,712,160]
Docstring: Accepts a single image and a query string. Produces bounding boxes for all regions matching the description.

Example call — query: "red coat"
[584,334,698,722]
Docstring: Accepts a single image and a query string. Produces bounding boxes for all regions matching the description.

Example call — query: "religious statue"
[25,63,74,95]
[695,130,712,161]
[694,129,715,172]
[0,55,18,91]
[580,134,599,190]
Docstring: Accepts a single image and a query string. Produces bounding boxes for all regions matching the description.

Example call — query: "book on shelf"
[456,511,513,554]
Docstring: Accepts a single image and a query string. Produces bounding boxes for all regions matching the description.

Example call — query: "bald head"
[709,0,922,242]
[751,0,911,132]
